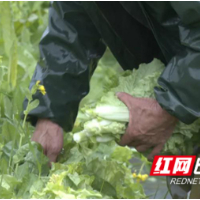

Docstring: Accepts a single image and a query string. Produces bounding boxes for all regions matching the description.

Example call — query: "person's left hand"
[117,92,178,160]
[32,119,63,164]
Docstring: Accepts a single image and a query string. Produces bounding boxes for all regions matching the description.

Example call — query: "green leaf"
[68,172,81,186]
[0,186,15,198]
[12,86,25,118]
[28,14,38,22]
[26,99,39,113]
[24,88,32,101]
[0,174,20,191]
[111,145,133,164]
[0,2,14,56]
[8,40,18,88]
[1,120,18,144]
[30,84,38,95]
[92,176,117,198]
[14,162,29,180]
[13,143,33,164]
[3,96,12,119]
[2,141,17,159]
[32,1,46,11]
[16,173,40,198]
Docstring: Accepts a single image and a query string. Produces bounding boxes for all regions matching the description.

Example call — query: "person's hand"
[117,92,178,160]
[32,119,63,163]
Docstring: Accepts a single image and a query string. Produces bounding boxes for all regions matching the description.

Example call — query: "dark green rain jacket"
[23,1,200,133]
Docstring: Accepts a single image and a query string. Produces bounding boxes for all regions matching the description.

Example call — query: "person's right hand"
[31,119,63,163]
[117,92,178,160]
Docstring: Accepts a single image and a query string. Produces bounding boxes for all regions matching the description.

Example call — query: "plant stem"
[139,162,145,174]
[22,97,31,128]
[15,100,30,173]
[22,114,27,128]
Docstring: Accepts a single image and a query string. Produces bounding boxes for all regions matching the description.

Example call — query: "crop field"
[0,2,180,199]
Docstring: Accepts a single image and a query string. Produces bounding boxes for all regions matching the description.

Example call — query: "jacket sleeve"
[23,1,106,132]
[154,2,200,124]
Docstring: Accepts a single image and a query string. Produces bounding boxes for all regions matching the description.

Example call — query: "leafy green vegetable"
[73,58,200,156]
[73,59,163,143]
